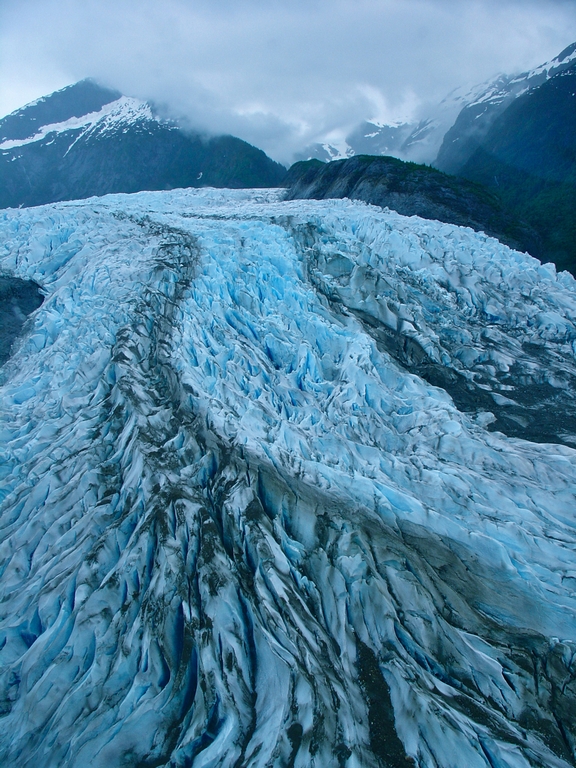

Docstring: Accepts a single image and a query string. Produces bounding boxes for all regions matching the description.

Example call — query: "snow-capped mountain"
[294,77,511,166]
[297,42,576,170]
[0,79,286,208]
[439,49,576,275]
[1,187,576,767]
[0,95,158,152]
[436,42,576,174]
[295,116,450,166]
[0,83,155,148]
[295,120,421,163]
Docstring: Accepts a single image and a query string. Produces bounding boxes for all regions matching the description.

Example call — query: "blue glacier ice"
[0,188,575,767]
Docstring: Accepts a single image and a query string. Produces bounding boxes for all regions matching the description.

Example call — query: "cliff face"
[284,155,540,257]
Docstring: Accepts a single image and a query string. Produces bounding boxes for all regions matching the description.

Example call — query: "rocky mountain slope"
[0,79,286,208]
[284,155,540,256]
[1,188,576,767]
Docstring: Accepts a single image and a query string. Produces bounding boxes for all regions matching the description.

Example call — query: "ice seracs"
[0,188,575,767]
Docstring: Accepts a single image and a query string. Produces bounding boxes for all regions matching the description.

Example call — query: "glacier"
[0,188,576,767]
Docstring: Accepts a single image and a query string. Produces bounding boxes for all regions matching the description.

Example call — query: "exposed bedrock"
[0,276,44,365]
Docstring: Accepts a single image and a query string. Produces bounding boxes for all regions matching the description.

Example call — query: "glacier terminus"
[0,188,576,767]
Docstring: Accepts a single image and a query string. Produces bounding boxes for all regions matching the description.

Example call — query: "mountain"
[1,188,576,767]
[296,113,456,167]
[295,119,433,164]
[284,155,540,256]
[0,79,286,208]
[436,42,576,175]
[294,84,473,164]
[297,43,576,171]
[295,74,488,166]
[446,58,576,273]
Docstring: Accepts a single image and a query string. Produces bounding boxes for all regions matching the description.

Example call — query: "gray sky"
[1,0,575,163]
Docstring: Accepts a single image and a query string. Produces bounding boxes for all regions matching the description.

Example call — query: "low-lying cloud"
[1,0,575,163]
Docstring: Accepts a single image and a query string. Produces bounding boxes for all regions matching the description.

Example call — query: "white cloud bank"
[1,0,575,163]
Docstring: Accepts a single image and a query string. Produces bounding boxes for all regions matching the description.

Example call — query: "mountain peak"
[554,41,576,64]
[0,79,122,144]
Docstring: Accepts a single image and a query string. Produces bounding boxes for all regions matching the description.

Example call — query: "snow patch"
[0,97,157,151]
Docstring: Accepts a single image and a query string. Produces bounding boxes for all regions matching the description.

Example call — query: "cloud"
[1,0,575,163]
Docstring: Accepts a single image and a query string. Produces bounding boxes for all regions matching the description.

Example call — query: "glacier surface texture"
[1,188,576,768]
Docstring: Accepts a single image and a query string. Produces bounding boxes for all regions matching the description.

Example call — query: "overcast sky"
[1,0,575,162]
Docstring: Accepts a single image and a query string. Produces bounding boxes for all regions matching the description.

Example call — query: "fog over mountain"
[1,0,576,163]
